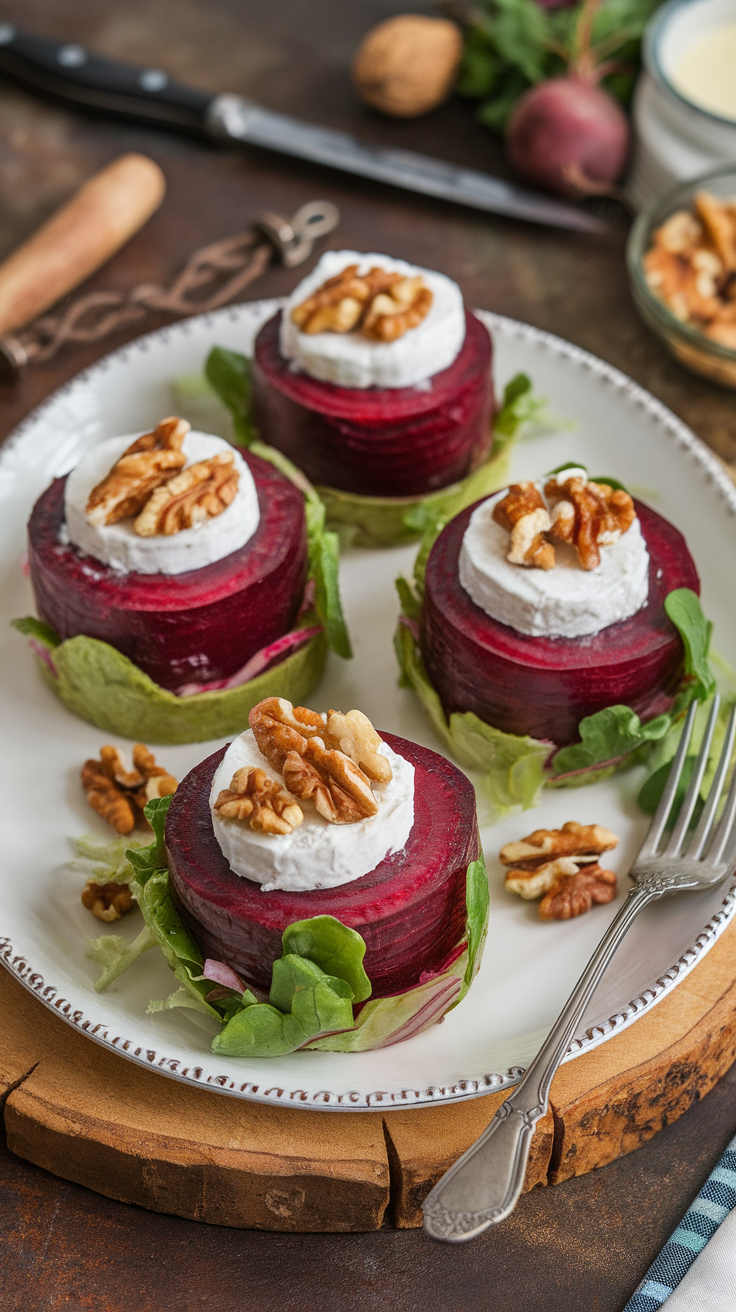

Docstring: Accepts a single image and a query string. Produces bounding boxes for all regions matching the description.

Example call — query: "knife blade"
[0,23,607,235]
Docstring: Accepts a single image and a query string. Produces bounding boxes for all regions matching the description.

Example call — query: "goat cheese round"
[458,487,650,638]
[64,431,260,576]
[279,249,466,389]
[211,728,415,893]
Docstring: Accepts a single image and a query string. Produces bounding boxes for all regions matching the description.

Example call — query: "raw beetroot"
[420,499,700,746]
[506,75,629,199]
[166,734,479,999]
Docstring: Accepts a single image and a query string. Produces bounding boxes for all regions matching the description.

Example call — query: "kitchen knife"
[0,23,607,235]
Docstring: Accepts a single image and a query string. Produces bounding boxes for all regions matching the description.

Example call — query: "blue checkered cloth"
[623,1133,736,1309]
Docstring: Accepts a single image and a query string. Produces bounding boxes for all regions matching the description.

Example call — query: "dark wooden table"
[1,2,735,1308]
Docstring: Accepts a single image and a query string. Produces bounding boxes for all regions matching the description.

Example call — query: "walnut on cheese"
[500,821,619,921]
[233,696,393,829]
[492,473,637,572]
[85,416,240,538]
[290,263,433,342]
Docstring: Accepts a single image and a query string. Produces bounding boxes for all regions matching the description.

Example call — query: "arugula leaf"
[204,346,257,445]
[665,588,716,705]
[281,915,372,1003]
[12,615,60,648]
[551,705,671,777]
[637,694,736,815]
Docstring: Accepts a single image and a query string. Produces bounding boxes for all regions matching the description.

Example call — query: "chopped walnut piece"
[134,452,239,537]
[249,697,386,825]
[501,821,619,921]
[493,482,555,570]
[291,263,433,341]
[86,416,189,527]
[214,767,303,835]
[81,879,134,922]
[539,865,617,921]
[544,476,636,571]
[81,744,177,833]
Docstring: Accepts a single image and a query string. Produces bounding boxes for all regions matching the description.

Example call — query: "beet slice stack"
[27,449,308,693]
[420,499,700,746]
[252,310,494,497]
[166,734,480,1000]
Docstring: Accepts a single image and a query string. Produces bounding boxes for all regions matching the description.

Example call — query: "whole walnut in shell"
[352,15,463,118]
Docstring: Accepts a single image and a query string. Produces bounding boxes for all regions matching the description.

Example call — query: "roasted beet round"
[166,734,479,999]
[27,449,308,693]
[251,310,494,497]
[420,500,700,746]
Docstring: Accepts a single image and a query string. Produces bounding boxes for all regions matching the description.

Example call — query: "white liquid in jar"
[669,22,736,121]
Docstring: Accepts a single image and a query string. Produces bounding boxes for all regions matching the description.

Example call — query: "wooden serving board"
[3,920,736,1232]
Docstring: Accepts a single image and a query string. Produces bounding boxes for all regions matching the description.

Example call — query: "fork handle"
[423,883,659,1242]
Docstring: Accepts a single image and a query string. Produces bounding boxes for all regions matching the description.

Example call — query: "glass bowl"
[627,164,736,388]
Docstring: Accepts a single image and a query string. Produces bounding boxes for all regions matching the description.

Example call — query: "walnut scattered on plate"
[81,743,177,835]
[500,821,619,921]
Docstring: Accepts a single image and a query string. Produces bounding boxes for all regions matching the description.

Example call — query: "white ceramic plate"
[1,302,735,1112]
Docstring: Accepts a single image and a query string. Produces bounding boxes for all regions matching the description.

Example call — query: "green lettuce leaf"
[87,924,157,993]
[281,915,371,1003]
[71,833,142,884]
[463,854,490,997]
[202,345,258,445]
[12,615,61,648]
[394,601,549,818]
[665,588,716,706]
[309,952,468,1052]
[126,795,171,885]
[13,618,327,745]
[212,954,354,1057]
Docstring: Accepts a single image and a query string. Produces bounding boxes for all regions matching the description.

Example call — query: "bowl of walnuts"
[628,165,736,388]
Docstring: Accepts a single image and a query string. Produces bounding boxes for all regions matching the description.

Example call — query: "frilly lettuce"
[83,797,489,1056]
[203,348,549,549]
[395,577,717,815]
[13,614,327,746]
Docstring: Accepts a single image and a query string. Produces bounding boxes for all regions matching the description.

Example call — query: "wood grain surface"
[1,0,736,1306]
[3,918,736,1234]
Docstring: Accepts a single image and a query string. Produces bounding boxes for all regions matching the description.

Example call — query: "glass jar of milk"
[629,0,736,208]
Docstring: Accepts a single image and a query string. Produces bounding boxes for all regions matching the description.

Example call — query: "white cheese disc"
[279,249,466,389]
[64,431,260,576]
[210,728,415,893]
[458,488,650,638]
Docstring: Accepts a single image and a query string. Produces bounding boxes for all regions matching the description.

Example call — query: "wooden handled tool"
[0,153,165,337]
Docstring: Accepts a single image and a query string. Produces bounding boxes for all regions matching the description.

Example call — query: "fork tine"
[706,716,736,867]
[664,695,721,857]
[639,700,700,858]
[687,702,736,861]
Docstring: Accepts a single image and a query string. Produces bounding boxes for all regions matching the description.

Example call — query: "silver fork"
[423,695,736,1244]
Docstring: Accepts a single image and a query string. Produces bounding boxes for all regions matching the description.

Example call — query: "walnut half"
[81,744,177,835]
[248,697,389,826]
[86,416,189,527]
[492,482,555,570]
[214,767,304,835]
[501,821,619,922]
[291,263,433,342]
